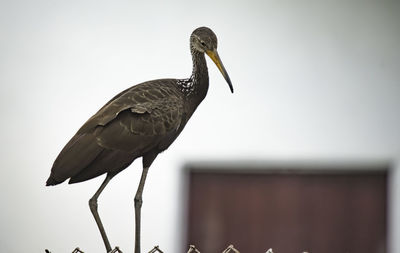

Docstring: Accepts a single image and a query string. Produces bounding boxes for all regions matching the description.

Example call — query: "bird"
[46,26,233,253]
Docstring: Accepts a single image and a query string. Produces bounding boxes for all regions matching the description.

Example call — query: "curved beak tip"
[206,49,234,94]
[228,80,234,93]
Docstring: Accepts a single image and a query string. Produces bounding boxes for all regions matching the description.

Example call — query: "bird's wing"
[95,98,184,152]
[48,79,185,185]
[78,80,185,152]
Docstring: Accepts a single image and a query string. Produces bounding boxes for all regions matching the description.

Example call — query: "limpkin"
[46,27,233,253]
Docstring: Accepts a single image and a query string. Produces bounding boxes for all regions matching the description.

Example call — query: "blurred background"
[0,0,399,252]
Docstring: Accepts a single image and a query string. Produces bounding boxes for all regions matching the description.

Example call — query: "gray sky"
[1,0,400,252]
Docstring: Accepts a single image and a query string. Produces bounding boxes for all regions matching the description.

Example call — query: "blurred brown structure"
[185,163,387,253]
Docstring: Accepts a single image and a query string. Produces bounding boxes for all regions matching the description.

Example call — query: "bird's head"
[191,27,234,93]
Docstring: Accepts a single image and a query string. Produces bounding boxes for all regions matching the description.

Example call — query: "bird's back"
[47,79,190,185]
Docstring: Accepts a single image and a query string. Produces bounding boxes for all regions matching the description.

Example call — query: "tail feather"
[46,174,62,186]
[46,133,103,185]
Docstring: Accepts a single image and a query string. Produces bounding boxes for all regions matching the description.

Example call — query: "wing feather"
[47,79,185,185]
[94,98,184,152]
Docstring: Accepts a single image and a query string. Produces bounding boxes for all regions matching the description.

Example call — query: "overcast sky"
[1,1,399,252]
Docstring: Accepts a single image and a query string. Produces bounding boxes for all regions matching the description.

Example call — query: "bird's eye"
[200,41,206,47]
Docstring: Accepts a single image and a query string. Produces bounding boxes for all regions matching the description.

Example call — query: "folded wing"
[47,79,184,185]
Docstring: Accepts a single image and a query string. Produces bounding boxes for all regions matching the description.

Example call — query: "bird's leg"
[134,153,157,253]
[134,166,149,253]
[89,174,113,253]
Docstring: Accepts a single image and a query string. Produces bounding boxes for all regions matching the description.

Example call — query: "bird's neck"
[191,49,209,91]
[178,47,209,101]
